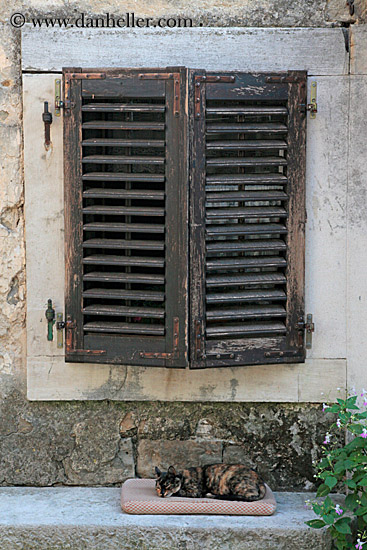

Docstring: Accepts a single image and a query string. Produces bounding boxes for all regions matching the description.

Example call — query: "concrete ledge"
[0,487,333,549]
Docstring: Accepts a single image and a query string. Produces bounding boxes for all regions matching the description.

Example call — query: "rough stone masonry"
[0,0,365,488]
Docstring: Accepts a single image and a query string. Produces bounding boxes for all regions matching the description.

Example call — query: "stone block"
[137,439,223,477]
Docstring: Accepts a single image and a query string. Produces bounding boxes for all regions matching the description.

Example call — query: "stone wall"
[0,0,364,488]
[0,394,335,490]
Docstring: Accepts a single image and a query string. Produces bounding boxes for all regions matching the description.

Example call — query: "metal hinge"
[140,317,179,360]
[265,74,304,83]
[194,74,236,120]
[138,72,181,116]
[297,314,315,349]
[61,72,106,115]
[300,81,317,118]
[63,316,106,355]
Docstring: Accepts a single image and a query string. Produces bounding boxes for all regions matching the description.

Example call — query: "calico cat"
[155,464,266,502]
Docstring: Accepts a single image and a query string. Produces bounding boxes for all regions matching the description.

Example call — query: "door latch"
[297,314,315,349]
[45,299,55,341]
[42,101,53,148]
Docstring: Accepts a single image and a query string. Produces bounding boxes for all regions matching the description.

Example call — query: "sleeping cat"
[155,464,266,502]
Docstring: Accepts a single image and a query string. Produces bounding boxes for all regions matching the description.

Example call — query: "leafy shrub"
[306,393,367,550]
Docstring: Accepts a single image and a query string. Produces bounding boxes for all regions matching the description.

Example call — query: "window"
[63,67,307,368]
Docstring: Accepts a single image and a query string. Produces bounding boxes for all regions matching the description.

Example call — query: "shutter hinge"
[300,81,317,118]
[61,72,106,116]
[140,317,179,360]
[138,72,181,116]
[297,314,315,350]
[194,75,236,120]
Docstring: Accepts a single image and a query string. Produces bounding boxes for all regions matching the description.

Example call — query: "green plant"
[306,392,367,550]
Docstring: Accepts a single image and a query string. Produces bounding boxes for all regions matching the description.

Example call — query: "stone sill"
[0,487,334,549]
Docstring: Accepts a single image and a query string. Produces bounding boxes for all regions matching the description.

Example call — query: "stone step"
[0,487,333,550]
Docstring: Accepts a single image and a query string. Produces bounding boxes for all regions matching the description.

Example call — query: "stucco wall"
[0,1,366,488]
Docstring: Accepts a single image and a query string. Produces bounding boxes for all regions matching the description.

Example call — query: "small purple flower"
[335,504,343,516]
[362,389,366,397]
[356,539,364,550]
[364,400,367,407]
[322,403,327,412]
[361,428,367,439]
[336,419,342,429]
[323,432,331,444]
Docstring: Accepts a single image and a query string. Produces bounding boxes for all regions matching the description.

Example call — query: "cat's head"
[155,465,182,497]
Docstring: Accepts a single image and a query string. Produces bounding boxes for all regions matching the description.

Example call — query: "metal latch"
[42,101,53,148]
[297,314,315,349]
[45,299,56,341]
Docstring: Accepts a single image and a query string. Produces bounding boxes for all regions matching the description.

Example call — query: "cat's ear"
[155,467,161,478]
[168,465,177,475]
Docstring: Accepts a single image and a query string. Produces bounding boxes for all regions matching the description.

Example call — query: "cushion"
[121,478,276,515]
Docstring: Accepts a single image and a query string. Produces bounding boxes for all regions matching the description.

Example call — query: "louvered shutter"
[63,68,187,367]
[189,71,307,368]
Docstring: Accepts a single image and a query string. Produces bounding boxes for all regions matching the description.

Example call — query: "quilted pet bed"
[121,478,276,515]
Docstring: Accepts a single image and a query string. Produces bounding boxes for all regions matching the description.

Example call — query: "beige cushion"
[121,478,276,515]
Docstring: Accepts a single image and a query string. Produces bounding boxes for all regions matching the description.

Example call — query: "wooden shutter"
[63,68,187,367]
[189,71,307,368]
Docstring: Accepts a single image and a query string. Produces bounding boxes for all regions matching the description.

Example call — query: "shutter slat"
[82,121,165,130]
[206,140,287,150]
[206,106,288,115]
[206,191,287,202]
[83,205,164,216]
[207,157,287,167]
[206,322,287,337]
[83,305,165,318]
[83,239,164,250]
[82,173,165,182]
[207,289,287,303]
[83,255,165,267]
[207,305,286,320]
[83,321,164,335]
[83,288,165,301]
[83,189,165,200]
[82,138,165,147]
[207,273,286,287]
[82,155,165,165]
[206,207,287,219]
[206,223,287,236]
[82,103,165,113]
[206,239,287,253]
[83,272,164,284]
[206,174,287,185]
[206,256,287,271]
[83,222,165,233]
[206,123,287,134]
